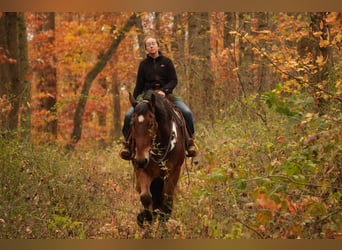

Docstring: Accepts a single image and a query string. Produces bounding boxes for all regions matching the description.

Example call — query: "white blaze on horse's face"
[133,113,155,168]
[138,115,145,123]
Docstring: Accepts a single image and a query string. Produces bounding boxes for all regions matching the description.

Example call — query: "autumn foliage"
[0,12,341,239]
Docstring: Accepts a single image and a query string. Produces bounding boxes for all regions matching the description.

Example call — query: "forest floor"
[0,99,341,239]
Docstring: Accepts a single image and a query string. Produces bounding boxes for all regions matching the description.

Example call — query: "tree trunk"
[310,12,332,111]
[18,13,30,139]
[135,12,146,59]
[172,12,187,101]
[111,72,121,140]
[238,12,253,96]
[188,12,213,122]
[5,13,20,131]
[0,13,13,131]
[98,77,107,127]
[155,12,161,34]
[253,12,271,93]
[70,13,138,146]
[310,13,331,82]
[0,12,29,135]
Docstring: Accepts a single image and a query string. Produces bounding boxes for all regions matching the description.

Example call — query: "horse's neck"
[156,112,172,145]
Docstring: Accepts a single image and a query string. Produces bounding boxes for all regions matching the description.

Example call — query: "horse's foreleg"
[159,193,173,221]
[135,169,153,227]
[160,167,181,220]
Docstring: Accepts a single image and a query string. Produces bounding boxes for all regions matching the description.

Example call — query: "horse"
[128,90,186,228]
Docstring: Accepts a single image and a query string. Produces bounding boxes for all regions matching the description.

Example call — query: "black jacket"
[133,52,177,99]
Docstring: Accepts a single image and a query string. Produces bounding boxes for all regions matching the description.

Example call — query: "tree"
[111,70,121,140]
[188,12,213,122]
[309,12,333,111]
[0,12,29,136]
[70,13,138,146]
[135,13,146,59]
[237,12,253,97]
[172,12,188,101]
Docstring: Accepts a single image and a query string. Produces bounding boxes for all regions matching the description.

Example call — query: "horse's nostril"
[134,158,149,168]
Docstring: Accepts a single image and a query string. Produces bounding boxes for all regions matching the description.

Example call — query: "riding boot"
[119,133,132,160]
[186,136,198,157]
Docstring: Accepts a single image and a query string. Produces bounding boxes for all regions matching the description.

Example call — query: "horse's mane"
[134,100,150,116]
[142,90,174,123]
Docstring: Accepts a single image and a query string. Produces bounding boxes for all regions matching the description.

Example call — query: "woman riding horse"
[120,37,198,160]
[129,90,186,227]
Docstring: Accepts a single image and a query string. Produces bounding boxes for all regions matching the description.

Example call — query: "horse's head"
[130,93,158,168]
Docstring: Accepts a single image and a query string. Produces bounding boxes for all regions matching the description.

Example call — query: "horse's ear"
[129,92,138,107]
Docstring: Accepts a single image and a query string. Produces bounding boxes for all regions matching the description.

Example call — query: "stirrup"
[186,140,198,157]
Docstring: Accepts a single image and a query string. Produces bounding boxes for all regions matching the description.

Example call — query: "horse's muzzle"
[133,157,149,168]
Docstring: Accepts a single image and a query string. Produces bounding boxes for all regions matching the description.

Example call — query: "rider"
[120,37,198,160]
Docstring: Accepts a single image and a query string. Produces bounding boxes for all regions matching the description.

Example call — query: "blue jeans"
[122,99,195,138]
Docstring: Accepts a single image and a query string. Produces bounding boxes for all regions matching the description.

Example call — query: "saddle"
[165,94,193,153]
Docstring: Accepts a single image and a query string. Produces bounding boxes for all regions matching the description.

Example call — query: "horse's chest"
[169,121,178,152]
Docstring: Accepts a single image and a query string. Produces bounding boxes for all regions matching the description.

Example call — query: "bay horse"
[128,90,186,227]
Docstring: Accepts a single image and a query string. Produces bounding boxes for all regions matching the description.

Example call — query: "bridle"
[131,100,178,165]
[150,119,177,164]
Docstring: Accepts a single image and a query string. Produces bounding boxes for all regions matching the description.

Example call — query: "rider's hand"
[155,90,165,97]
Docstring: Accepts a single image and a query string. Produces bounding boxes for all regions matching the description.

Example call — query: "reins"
[150,112,177,164]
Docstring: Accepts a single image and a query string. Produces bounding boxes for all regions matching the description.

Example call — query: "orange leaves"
[326,12,342,25]
[0,53,8,64]
[107,182,121,194]
[0,95,12,114]
[35,92,55,100]
[5,58,17,64]
[0,47,17,64]
[315,55,327,68]
[285,79,302,93]
[319,38,330,48]
[284,196,298,214]
[276,136,286,143]
[285,195,325,216]
[251,191,328,238]
[312,31,323,38]
[336,81,342,95]
[254,191,325,217]
[248,64,259,70]
[64,34,77,42]
[255,210,273,229]
[255,192,281,216]
[331,32,342,47]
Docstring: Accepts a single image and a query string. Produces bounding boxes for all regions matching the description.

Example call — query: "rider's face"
[145,38,159,54]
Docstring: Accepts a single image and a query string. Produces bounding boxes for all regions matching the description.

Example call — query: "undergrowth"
[0,95,341,239]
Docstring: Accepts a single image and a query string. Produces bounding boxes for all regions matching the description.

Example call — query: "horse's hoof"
[137,210,153,228]
[153,209,171,222]
[137,213,145,228]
